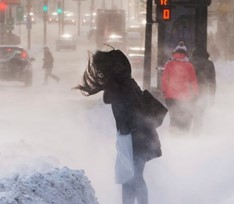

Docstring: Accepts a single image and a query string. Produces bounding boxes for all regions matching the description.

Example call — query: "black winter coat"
[103,78,162,162]
[191,57,216,103]
[43,51,54,69]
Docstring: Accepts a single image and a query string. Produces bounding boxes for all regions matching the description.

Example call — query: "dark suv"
[0,45,34,86]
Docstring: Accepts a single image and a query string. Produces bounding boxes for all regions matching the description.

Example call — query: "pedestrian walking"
[75,49,163,204]
[161,45,199,134]
[42,47,60,85]
[191,47,216,135]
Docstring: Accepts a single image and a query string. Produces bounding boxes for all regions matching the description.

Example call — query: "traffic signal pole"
[43,0,48,45]
[143,0,153,90]
[0,1,7,45]
[43,13,47,45]
[57,1,62,36]
[61,0,64,34]
[77,0,81,36]
[26,0,32,49]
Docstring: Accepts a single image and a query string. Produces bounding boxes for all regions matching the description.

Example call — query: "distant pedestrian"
[161,46,199,134]
[42,47,60,85]
[191,47,216,135]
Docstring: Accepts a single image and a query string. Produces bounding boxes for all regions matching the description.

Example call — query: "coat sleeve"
[207,61,216,98]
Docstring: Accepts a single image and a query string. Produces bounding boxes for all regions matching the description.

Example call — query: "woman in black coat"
[75,49,162,204]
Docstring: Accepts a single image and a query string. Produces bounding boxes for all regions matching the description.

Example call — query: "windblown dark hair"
[73,56,103,96]
[74,49,132,96]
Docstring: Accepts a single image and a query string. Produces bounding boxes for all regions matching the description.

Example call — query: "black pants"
[122,158,148,204]
[165,99,194,133]
[44,68,59,84]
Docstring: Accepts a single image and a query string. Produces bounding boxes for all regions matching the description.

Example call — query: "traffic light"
[43,0,48,13]
[57,1,62,15]
[0,1,7,12]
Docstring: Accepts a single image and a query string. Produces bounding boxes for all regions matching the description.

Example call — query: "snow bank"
[0,167,98,204]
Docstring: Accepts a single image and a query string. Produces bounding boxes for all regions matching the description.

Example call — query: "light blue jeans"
[122,158,148,204]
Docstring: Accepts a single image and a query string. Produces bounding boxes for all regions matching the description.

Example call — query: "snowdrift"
[0,167,98,204]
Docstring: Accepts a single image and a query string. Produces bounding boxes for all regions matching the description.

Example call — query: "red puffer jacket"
[161,52,199,100]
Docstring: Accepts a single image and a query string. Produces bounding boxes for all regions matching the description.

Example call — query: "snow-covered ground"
[0,20,234,204]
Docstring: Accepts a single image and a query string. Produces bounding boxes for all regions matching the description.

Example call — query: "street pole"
[43,13,47,45]
[61,0,64,34]
[102,0,105,9]
[143,0,153,90]
[90,0,94,29]
[77,0,81,36]
[26,0,31,49]
[128,0,131,25]
[0,1,6,45]
[9,5,12,35]
[58,14,61,35]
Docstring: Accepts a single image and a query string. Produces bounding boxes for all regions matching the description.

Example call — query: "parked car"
[23,12,36,24]
[0,45,34,86]
[82,13,96,26]
[63,12,76,25]
[56,34,77,51]
[48,12,59,23]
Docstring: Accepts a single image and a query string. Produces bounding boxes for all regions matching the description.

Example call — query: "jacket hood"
[172,52,189,62]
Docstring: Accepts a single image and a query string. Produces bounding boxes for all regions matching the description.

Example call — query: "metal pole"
[61,0,64,34]
[143,0,153,90]
[9,5,12,35]
[128,0,131,25]
[26,0,31,49]
[58,0,61,36]
[90,0,94,29]
[28,24,31,48]
[102,0,105,9]
[156,22,165,90]
[77,0,81,36]
[0,1,6,45]
[43,14,47,45]
[58,14,61,35]
[19,23,21,38]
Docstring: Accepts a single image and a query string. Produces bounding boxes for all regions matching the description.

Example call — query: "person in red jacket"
[161,47,199,134]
